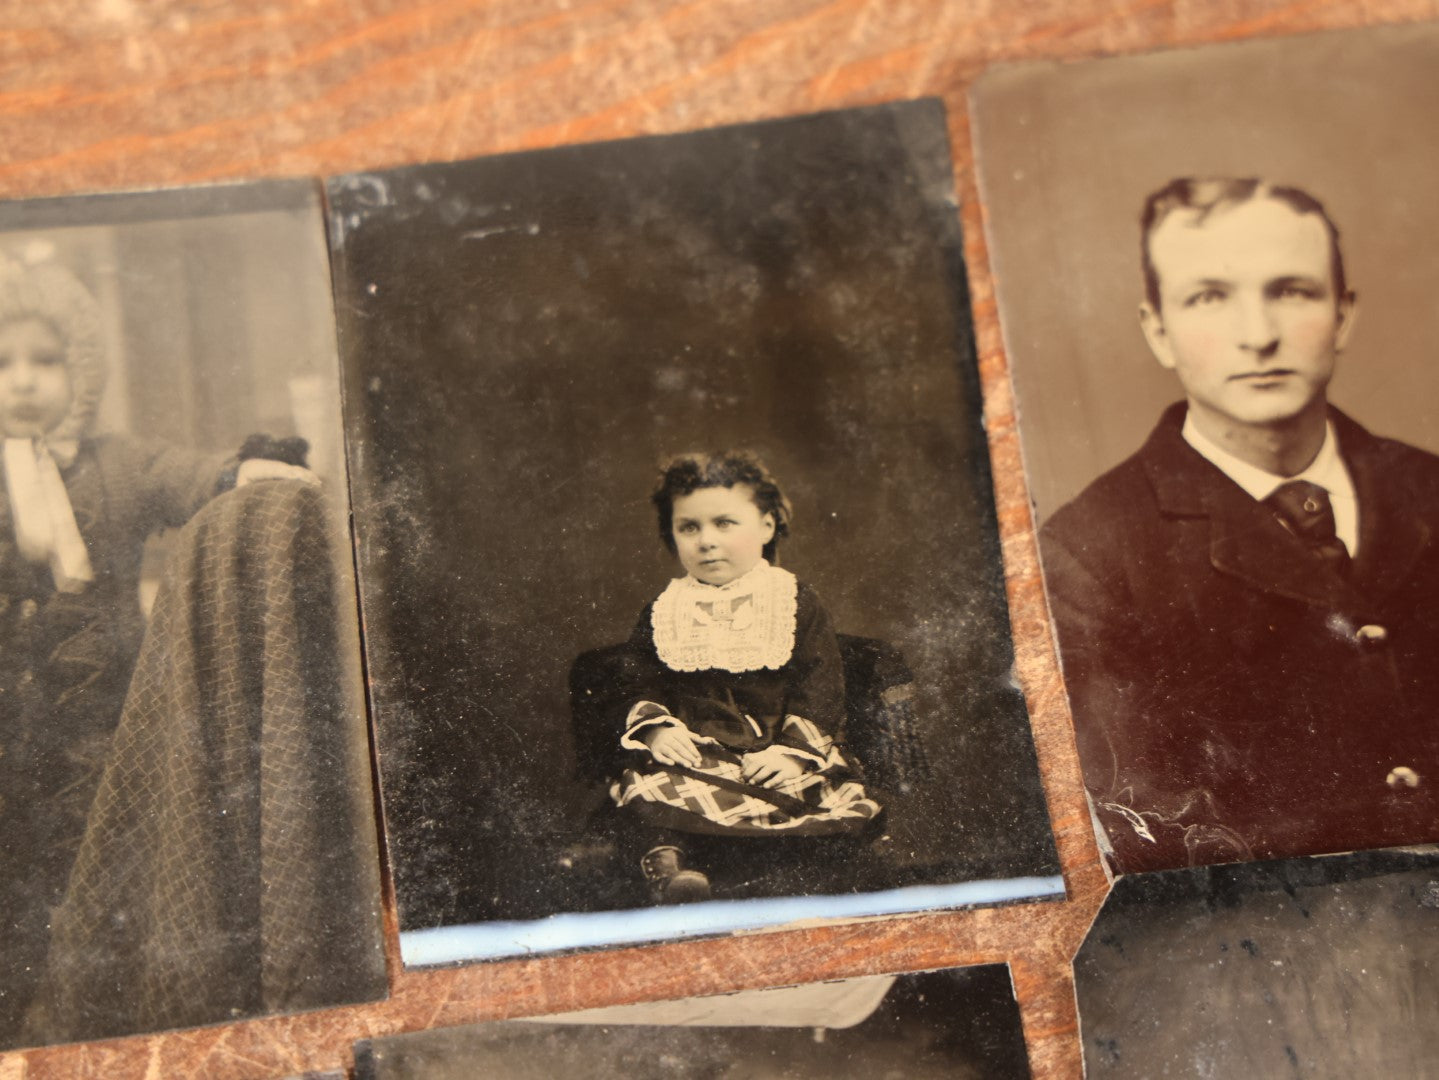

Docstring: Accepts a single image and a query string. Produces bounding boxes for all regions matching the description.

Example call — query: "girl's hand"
[742,747,806,788]
[643,724,703,768]
[236,459,321,487]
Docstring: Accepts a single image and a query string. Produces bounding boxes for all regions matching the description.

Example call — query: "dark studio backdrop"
[328,101,1058,931]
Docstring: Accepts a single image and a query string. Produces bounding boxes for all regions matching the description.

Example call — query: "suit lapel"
[1142,404,1357,610]
[1337,411,1432,603]
[1206,481,1355,609]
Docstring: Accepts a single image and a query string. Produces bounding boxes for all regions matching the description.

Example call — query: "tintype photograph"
[972,23,1439,874]
[328,100,1061,964]
[1074,846,1439,1077]
[0,182,386,1048]
[354,964,1032,1079]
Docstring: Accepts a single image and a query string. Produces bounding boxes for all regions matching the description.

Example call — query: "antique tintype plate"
[1074,847,1439,1077]
[354,964,1032,1079]
[328,100,1061,964]
[972,24,1439,875]
[0,182,387,1049]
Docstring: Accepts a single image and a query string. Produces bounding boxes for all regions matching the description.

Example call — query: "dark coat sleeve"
[89,435,232,564]
[779,585,847,740]
[1041,486,1250,872]
[621,601,669,713]
[119,437,232,531]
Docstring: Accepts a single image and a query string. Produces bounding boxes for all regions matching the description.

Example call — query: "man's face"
[671,484,775,587]
[1139,197,1355,436]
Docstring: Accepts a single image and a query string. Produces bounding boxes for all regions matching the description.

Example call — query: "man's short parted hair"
[651,450,792,561]
[1140,177,1349,310]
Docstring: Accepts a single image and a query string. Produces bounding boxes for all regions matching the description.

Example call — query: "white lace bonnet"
[0,258,106,444]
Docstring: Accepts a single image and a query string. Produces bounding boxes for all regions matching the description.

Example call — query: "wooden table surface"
[3,2,1435,1076]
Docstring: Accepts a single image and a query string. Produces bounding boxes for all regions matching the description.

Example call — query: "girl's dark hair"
[651,450,792,561]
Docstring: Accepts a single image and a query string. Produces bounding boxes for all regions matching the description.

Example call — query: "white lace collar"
[651,560,798,673]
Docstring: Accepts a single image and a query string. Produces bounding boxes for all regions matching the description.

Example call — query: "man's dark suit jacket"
[1041,403,1439,873]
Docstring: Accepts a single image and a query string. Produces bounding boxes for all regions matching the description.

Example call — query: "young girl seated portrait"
[0,259,313,1036]
[610,451,882,903]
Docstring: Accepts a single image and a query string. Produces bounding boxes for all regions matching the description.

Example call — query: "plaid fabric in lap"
[613,743,880,831]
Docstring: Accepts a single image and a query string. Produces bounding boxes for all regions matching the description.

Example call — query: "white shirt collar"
[1181,411,1359,556]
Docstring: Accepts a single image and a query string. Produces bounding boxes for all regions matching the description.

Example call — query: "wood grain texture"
[2,1,1436,1076]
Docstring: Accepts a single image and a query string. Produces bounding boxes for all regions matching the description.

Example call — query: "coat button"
[18,599,37,621]
[1356,624,1388,644]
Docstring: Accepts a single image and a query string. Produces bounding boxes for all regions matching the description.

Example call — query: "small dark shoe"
[640,845,712,904]
[661,869,712,903]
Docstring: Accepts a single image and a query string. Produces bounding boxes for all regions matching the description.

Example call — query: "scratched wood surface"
[3,2,1437,1077]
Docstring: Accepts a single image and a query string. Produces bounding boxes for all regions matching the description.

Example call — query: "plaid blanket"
[613,713,881,837]
[23,480,385,1046]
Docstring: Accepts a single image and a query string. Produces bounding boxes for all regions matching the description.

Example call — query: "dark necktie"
[1266,480,1350,574]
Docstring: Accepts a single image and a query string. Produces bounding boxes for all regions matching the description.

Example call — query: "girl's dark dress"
[610,562,881,837]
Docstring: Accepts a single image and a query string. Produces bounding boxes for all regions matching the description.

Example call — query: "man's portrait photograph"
[973,22,1439,873]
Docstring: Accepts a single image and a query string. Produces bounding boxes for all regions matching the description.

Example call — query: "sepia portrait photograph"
[328,100,1062,965]
[972,22,1439,875]
[0,182,386,1049]
[354,963,1033,1079]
